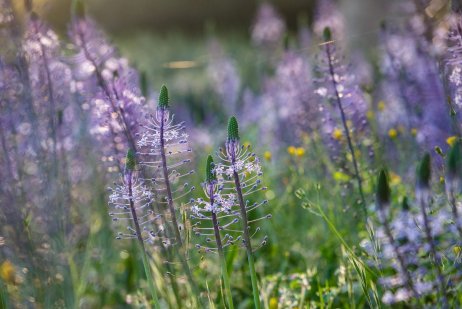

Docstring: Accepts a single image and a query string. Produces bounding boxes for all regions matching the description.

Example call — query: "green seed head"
[205,155,216,183]
[158,85,169,109]
[448,141,462,178]
[227,116,240,142]
[323,27,332,41]
[125,149,136,171]
[376,168,391,207]
[401,196,410,211]
[417,153,431,188]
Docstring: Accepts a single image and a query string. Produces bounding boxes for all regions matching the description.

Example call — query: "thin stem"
[325,43,367,220]
[209,184,234,309]
[127,171,160,308]
[378,208,418,298]
[449,189,462,240]
[159,109,203,307]
[418,192,449,309]
[230,150,261,309]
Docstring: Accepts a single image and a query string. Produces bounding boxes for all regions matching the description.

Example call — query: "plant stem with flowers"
[226,116,261,309]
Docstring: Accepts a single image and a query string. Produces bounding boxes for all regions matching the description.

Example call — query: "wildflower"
[264,151,272,161]
[378,100,386,111]
[388,128,398,139]
[332,128,343,140]
[287,146,296,155]
[251,2,286,47]
[0,260,15,284]
[333,171,350,182]
[446,135,458,146]
[213,116,270,308]
[269,297,278,309]
[295,147,305,157]
[137,85,194,247]
[389,172,401,186]
[411,128,417,136]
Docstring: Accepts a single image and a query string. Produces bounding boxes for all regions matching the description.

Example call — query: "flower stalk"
[206,155,234,309]
[416,154,449,308]
[226,116,261,309]
[322,27,367,220]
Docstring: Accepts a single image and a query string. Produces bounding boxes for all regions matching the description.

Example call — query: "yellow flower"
[243,141,251,148]
[269,297,278,309]
[453,245,462,256]
[447,136,458,147]
[287,146,296,155]
[411,128,417,137]
[377,100,386,111]
[366,110,374,119]
[332,128,343,141]
[388,128,398,139]
[389,172,401,186]
[264,151,272,161]
[295,147,305,157]
[333,171,350,182]
[0,260,15,284]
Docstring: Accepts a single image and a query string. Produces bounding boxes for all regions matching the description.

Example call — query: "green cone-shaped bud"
[323,27,332,41]
[448,141,461,178]
[401,196,410,211]
[73,0,85,18]
[125,149,136,171]
[376,168,391,207]
[158,85,169,109]
[417,153,431,188]
[205,155,216,183]
[227,116,240,142]
[140,72,148,98]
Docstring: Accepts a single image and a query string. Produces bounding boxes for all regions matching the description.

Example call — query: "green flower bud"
[205,155,216,183]
[73,0,85,18]
[417,153,431,188]
[376,168,391,207]
[158,85,169,109]
[227,116,240,142]
[323,27,332,41]
[140,72,148,98]
[125,149,136,171]
[401,197,410,211]
[447,141,462,178]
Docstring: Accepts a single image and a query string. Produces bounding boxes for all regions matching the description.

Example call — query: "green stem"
[210,184,234,309]
[127,171,161,308]
[140,247,161,309]
[232,166,261,309]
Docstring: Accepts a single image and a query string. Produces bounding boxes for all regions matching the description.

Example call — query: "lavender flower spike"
[212,116,271,309]
[191,155,234,309]
[108,149,161,307]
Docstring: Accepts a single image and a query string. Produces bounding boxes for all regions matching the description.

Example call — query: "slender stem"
[418,193,449,308]
[159,109,183,246]
[378,209,418,298]
[325,43,367,220]
[159,109,203,306]
[127,172,160,308]
[230,151,261,309]
[449,189,462,240]
[209,184,234,309]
